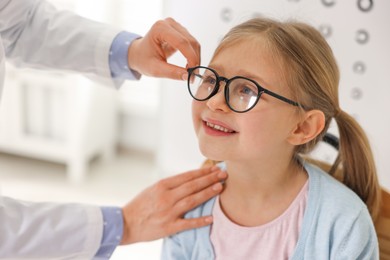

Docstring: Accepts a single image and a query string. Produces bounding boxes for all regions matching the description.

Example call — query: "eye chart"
[157,0,390,189]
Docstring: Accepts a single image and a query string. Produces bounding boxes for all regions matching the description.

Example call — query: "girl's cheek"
[192,102,202,129]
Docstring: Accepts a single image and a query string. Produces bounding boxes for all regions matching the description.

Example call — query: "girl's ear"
[287,110,325,145]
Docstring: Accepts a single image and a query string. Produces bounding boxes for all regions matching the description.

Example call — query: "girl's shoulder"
[161,196,216,259]
[293,163,378,260]
[305,162,369,217]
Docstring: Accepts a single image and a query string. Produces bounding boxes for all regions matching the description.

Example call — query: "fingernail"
[212,182,222,191]
[217,171,227,179]
[181,73,188,81]
[210,166,219,172]
[205,216,213,223]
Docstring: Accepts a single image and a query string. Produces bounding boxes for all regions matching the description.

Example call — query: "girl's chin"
[199,148,225,162]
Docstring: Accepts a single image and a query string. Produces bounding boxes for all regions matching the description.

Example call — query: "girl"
[161,17,380,260]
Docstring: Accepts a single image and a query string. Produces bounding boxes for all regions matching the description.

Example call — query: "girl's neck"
[219,158,308,226]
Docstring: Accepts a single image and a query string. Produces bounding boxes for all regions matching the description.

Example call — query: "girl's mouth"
[205,121,235,133]
[203,120,237,135]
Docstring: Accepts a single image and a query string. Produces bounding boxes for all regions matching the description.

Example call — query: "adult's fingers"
[173,181,224,214]
[170,169,226,202]
[150,59,188,80]
[164,18,200,67]
[155,20,200,68]
[169,216,214,235]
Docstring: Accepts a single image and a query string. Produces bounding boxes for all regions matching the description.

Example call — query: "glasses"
[187,66,302,113]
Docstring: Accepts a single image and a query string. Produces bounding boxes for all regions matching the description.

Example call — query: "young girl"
[161,17,381,260]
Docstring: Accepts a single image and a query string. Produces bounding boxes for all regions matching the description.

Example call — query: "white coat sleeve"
[0,196,103,259]
[0,0,122,86]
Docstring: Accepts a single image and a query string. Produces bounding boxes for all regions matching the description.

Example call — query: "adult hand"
[120,166,226,244]
[127,17,200,80]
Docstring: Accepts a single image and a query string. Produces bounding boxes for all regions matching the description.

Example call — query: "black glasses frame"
[187,66,303,113]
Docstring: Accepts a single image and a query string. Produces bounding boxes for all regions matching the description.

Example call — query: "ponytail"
[333,110,381,219]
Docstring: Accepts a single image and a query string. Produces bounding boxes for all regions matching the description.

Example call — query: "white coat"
[0,0,121,258]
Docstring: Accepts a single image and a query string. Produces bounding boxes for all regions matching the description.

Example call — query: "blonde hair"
[212,17,381,219]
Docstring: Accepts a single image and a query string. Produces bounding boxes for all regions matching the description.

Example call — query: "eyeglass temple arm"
[262,89,302,108]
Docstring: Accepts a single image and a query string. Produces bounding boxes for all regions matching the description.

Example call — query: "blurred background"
[0,0,388,259]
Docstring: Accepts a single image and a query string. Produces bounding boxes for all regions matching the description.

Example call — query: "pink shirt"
[210,181,308,260]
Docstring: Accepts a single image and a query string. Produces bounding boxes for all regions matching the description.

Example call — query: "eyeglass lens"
[188,67,260,112]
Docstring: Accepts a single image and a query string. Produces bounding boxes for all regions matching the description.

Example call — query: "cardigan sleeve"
[334,208,379,260]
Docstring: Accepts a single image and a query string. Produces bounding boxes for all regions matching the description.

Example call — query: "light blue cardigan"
[161,163,379,260]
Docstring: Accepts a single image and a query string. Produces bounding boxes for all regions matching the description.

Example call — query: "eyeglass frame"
[187,66,304,113]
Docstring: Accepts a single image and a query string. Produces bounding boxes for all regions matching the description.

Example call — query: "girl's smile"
[202,118,237,136]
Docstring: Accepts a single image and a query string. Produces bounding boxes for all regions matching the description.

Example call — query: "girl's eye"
[203,76,216,85]
[238,84,257,96]
[241,86,255,95]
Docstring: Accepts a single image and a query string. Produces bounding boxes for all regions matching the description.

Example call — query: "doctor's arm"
[1,0,199,84]
[0,167,225,259]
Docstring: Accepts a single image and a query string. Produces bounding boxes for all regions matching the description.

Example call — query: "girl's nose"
[206,83,230,112]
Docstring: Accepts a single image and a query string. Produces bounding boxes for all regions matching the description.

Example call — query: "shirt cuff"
[109,31,142,82]
[94,207,124,259]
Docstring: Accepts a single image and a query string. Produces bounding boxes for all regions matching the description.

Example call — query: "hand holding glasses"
[187,66,303,113]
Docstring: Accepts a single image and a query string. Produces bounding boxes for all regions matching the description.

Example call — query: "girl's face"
[192,38,301,163]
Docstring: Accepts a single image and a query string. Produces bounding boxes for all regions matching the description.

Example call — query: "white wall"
[158,0,390,190]
[68,0,164,152]
[42,0,164,153]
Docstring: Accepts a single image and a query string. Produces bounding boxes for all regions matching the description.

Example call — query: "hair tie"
[334,108,342,118]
